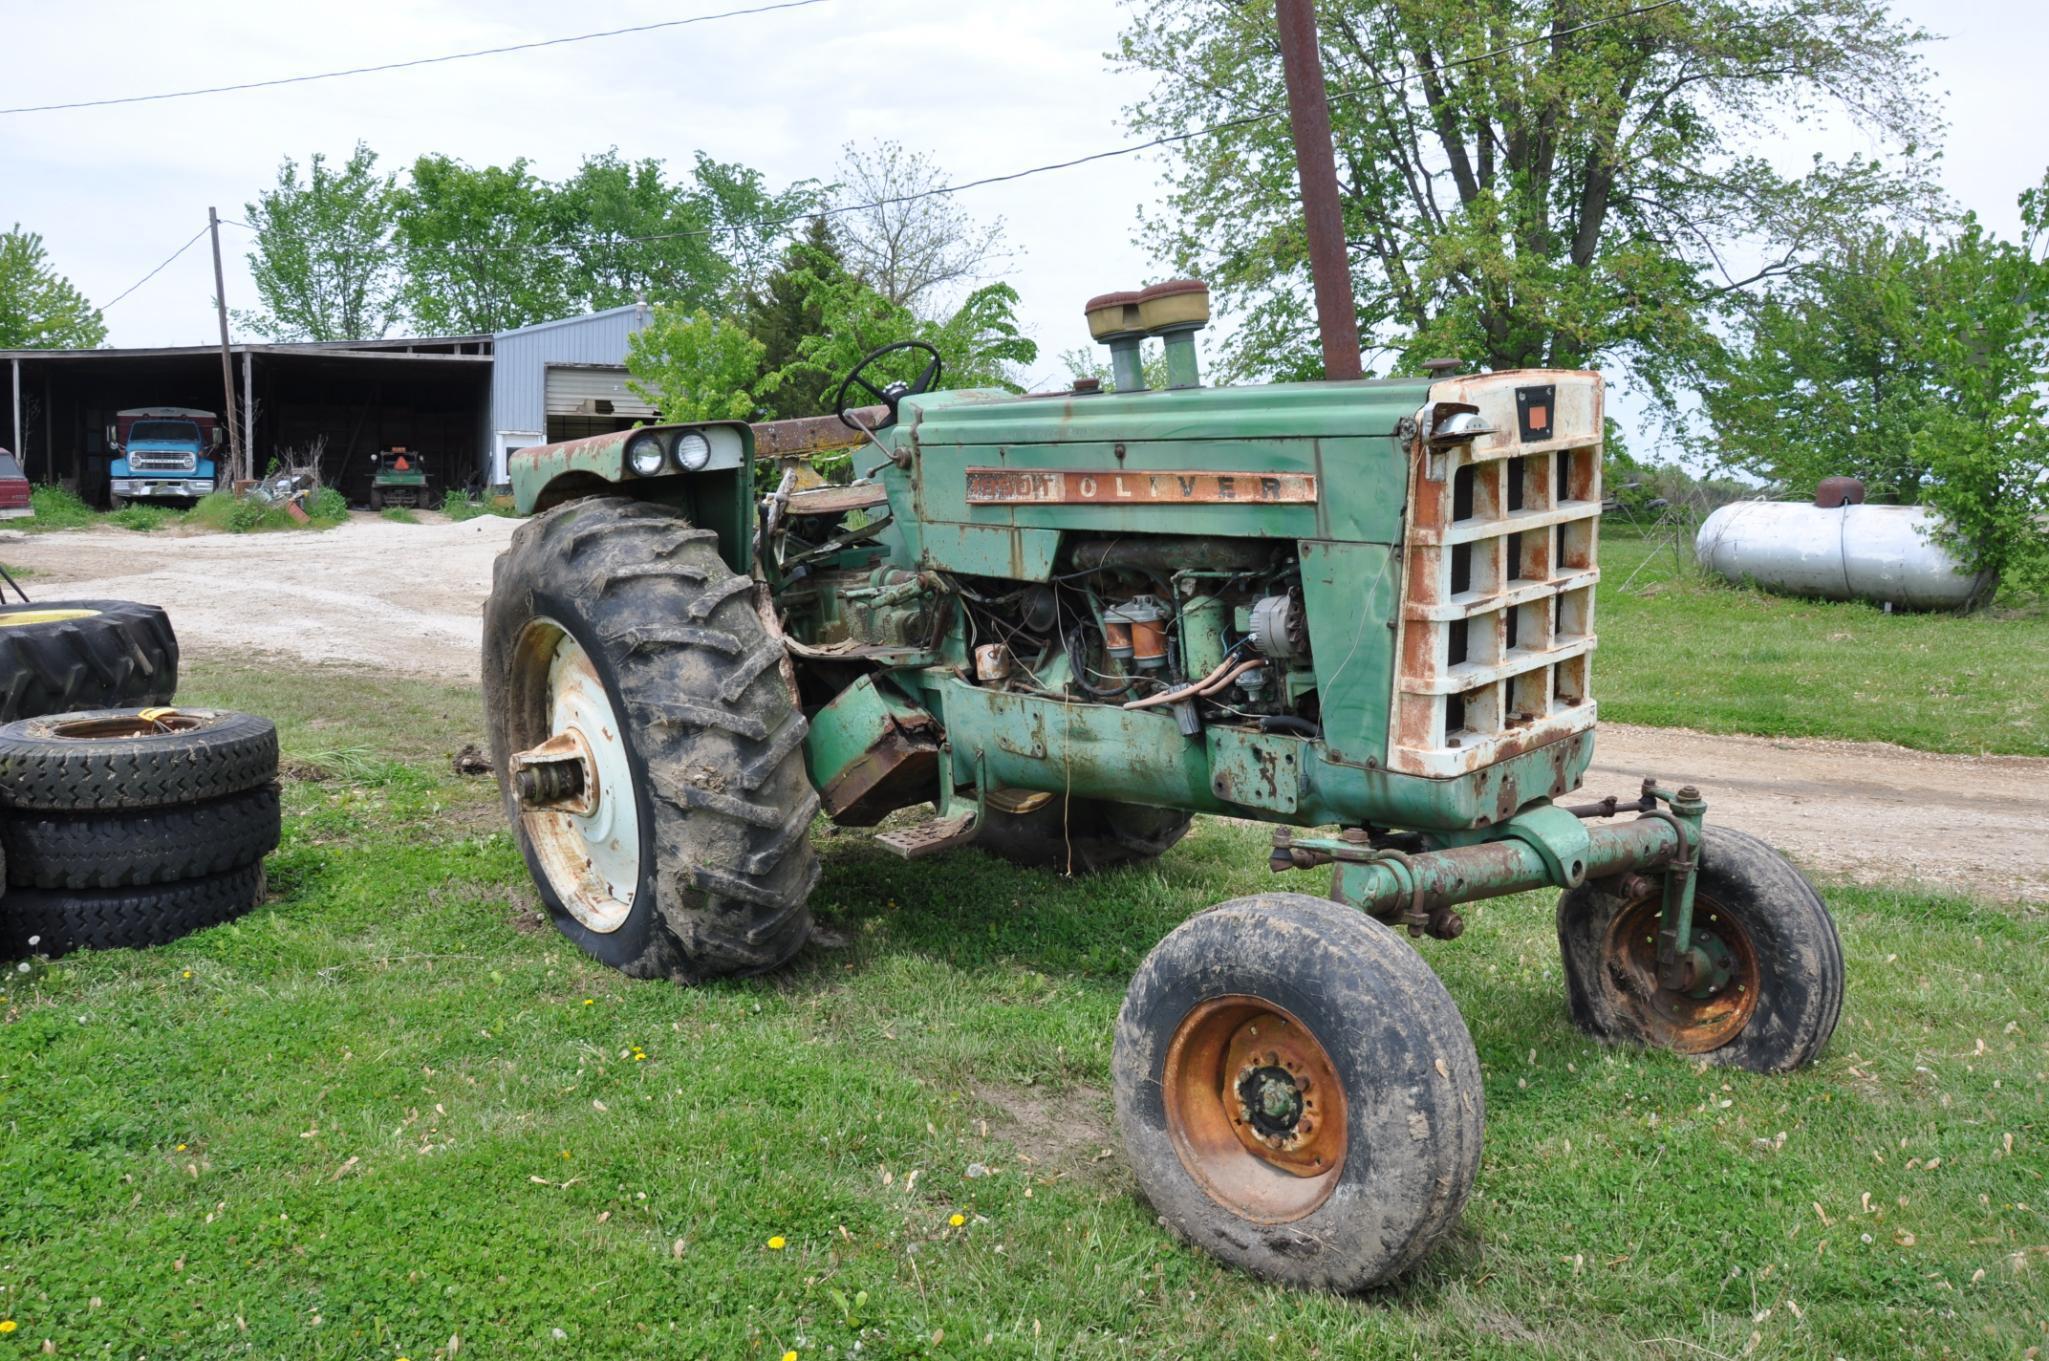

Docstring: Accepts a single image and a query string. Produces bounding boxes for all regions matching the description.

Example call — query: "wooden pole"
[1275,0,1363,380]
[207,207,244,481]
[8,359,19,469]
[241,348,254,486]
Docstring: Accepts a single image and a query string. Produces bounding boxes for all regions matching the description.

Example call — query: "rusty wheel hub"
[510,619,641,935]
[1606,891,1760,1054]
[1162,996,1346,1223]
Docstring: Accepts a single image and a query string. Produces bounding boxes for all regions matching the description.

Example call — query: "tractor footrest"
[876,813,979,860]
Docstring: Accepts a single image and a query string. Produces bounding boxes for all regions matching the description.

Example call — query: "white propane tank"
[1694,500,1995,610]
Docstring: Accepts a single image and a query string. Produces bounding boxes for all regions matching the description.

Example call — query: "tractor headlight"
[626,432,667,476]
[674,431,712,472]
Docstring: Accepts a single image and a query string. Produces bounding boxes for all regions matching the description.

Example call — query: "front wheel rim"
[1161,995,1348,1224]
[511,618,642,934]
[1605,891,1761,1053]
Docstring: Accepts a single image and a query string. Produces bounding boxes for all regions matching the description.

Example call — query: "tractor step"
[876,813,979,860]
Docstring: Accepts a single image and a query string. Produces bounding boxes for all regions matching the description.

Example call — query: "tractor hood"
[900,378,1433,446]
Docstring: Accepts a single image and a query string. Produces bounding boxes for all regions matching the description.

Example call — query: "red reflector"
[1526,406,1548,429]
[393,456,410,471]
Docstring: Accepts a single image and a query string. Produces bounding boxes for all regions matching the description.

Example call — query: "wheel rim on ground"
[1161,995,1348,1224]
[510,618,642,934]
[1604,891,1761,1053]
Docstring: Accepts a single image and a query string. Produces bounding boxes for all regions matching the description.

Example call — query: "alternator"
[1248,592,1308,662]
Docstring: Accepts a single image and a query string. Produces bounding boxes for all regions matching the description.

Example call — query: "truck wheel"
[1113,893,1484,1291]
[0,600,178,723]
[0,863,265,959]
[0,709,276,813]
[2,783,281,889]
[1556,826,1843,1072]
[974,796,1191,874]
[483,497,818,983]
[369,489,384,511]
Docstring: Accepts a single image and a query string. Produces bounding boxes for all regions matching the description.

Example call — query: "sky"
[3,0,2046,448]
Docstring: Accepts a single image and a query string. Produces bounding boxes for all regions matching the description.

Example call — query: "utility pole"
[1275,0,1363,381]
[207,206,245,482]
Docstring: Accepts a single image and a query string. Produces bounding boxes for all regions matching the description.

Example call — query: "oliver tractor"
[482,281,1842,1292]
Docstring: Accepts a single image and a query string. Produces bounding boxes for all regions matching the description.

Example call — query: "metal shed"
[488,304,653,486]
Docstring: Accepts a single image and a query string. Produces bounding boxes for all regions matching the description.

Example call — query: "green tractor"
[481,279,1842,1291]
[368,448,430,511]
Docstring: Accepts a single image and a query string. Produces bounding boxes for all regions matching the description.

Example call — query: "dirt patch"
[1590,723,2049,903]
[971,1079,1118,1182]
[0,513,517,685]
[8,515,2045,903]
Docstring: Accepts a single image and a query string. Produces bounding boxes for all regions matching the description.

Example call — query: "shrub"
[304,487,349,525]
[107,504,170,532]
[380,506,419,524]
[26,485,94,530]
[442,490,486,522]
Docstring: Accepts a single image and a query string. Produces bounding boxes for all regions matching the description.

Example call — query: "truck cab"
[108,407,222,507]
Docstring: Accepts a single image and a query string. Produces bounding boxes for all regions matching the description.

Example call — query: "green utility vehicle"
[482,281,1842,1292]
[368,448,429,510]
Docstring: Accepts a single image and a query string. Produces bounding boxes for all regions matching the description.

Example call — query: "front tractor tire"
[483,497,819,982]
[1556,826,1843,1072]
[1113,894,1484,1292]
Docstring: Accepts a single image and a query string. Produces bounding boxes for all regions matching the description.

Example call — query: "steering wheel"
[834,340,943,430]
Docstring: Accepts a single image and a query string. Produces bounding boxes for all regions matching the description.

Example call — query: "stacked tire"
[0,600,179,722]
[0,708,279,958]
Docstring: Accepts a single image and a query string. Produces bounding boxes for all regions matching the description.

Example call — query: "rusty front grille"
[1389,373,1603,778]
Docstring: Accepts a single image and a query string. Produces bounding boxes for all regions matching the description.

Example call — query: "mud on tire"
[0,600,178,724]
[483,497,818,982]
[1557,825,1843,1073]
[1113,893,1484,1292]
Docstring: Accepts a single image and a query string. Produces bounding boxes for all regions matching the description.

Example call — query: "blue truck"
[107,406,223,507]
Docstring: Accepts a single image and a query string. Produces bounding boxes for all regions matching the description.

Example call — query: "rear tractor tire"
[1556,826,1843,1072]
[1113,893,1484,1291]
[483,497,819,983]
[973,795,1192,874]
[0,599,178,724]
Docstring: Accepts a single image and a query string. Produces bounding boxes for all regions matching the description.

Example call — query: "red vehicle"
[0,449,30,519]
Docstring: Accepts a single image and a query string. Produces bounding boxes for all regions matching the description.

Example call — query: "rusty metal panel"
[752,407,889,460]
[963,468,1318,506]
[1209,730,1301,815]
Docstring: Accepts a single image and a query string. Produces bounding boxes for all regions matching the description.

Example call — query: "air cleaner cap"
[1135,279,1211,333]
[1084,290,1144,341]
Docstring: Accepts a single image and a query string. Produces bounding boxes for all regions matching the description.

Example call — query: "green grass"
[0,660,2040,1358]
[1596,525,2049,755]
[21,485,96,531]
[380,506,420,525]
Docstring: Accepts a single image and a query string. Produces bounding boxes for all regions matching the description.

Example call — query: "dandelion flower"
[0,1320,16,1334]
[181,970,193,979]
[177,1144,188,1152]
[767,1235,786,1250]
[582,998,594,1006]
[783,1352,798,1361]
[949,1213,966,1228]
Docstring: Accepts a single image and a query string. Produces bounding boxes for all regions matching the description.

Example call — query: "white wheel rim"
[520,619,641,933]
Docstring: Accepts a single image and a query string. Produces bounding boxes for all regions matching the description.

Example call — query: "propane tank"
[1694,497,1995,610]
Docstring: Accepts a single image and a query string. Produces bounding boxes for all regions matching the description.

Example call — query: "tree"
[393,155,577,334]
[0,226,107,349]
[238,144,401,341]
[1115,0,1938,391]
[769,267,1039,407]
[626,307,766,422]
[1707,175,2049,593]
[831,141,1012,312]
[746,217,847,419]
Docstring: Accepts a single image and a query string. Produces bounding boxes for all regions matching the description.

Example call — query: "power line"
[0,0,834,116]
[99,224,212,312]
[343,0,1681,258]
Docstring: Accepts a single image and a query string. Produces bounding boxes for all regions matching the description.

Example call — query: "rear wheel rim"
[1162,995,1347,1224]
[512,618,642,934]
[1605,891,1761,1053]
